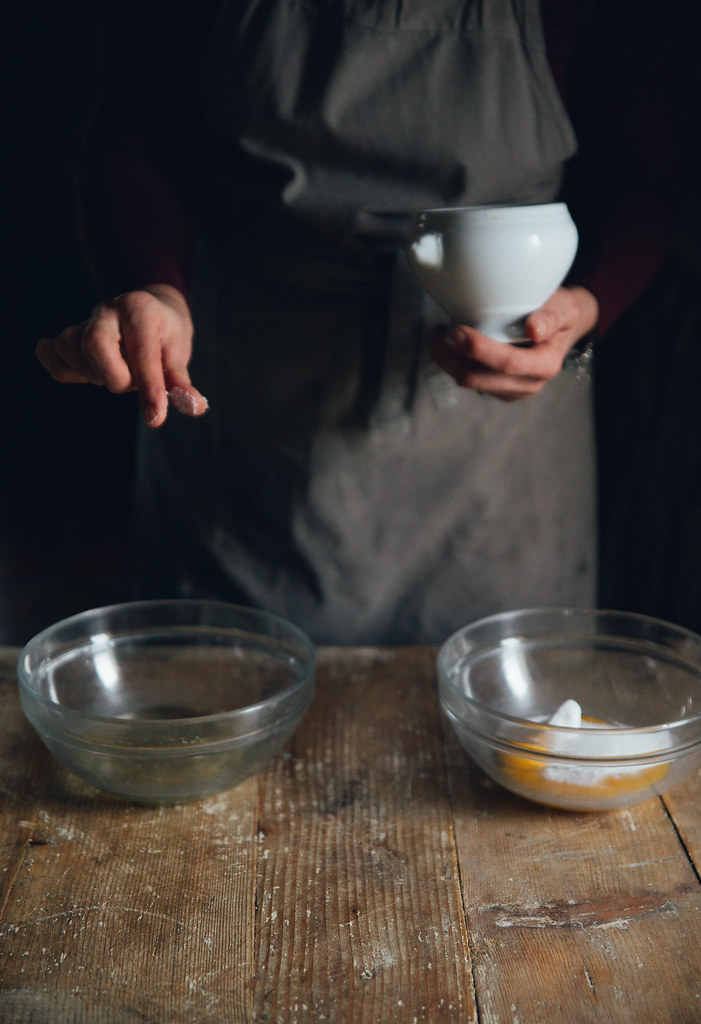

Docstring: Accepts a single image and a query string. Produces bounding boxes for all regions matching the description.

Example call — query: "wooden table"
[1,645,700,1023]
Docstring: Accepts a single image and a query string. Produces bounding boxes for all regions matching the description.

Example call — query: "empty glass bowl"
[18,600,316,804]
[438,608,701,811]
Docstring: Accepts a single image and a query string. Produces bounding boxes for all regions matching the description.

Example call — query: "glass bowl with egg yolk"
[438,608,701,811]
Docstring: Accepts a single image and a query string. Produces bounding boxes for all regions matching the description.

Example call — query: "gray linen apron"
[136,0,596,644]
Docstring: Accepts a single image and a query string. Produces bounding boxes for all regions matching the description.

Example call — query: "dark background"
[2,3,701,645]
[2,3,137,641]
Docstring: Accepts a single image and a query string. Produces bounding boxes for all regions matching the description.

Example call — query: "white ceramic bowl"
[407,202,578,342]
[438,608,701,812]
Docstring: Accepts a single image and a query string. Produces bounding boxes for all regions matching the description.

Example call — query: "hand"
[36,284,208,428]
[430,285,599,402]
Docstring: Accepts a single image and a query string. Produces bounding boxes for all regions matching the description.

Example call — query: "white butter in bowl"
[499,699,673,810]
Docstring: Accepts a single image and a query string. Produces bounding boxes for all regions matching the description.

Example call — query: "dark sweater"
[78,0,691,337]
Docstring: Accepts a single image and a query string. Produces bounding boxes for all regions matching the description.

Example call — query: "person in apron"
[37,0,684,644]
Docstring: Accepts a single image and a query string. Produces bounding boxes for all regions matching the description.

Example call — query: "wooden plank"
[251,647,475,1023]
[662,767,701,875]
[443,722,701,1024]
[0,650,260,1023]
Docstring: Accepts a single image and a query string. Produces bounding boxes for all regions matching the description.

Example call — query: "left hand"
[430,285,599,402]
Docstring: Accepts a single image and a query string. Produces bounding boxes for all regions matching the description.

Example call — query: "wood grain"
[443,729,701,1024]
[251,647,473,1023]
[1,646,700,1023]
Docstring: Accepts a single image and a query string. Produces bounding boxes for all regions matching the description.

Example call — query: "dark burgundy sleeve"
[77,0,212,297]
[543,0,693,337]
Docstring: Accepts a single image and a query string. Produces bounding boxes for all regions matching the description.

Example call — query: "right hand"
[36,284,208,428]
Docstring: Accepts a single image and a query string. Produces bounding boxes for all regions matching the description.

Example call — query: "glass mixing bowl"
[438,608,701,811]
[18,600,316,804]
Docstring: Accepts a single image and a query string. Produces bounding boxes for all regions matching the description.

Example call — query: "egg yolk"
[500,715,670,810]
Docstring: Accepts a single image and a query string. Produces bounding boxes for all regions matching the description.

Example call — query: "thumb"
[163,367,209,417]
[525,302,565,343]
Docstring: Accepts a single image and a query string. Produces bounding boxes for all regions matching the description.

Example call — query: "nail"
[144,404,162,428]
[531,317,547,339]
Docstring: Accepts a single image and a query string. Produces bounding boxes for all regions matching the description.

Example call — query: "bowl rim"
[17,598,317,732]
[437,606,701,737]
[413,201,571,219]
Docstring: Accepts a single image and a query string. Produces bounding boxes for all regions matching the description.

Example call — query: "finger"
[162,338,208,416]
[117,304,171,427]
[525,309,566,344]
[52,324,105,383]
[431,332,543,398]
[165,378,209,418]
[451,326,564,381]
[36,335,94,384]
[524,288,579,344]
[471,378,543,401]
[80,306,135,392]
